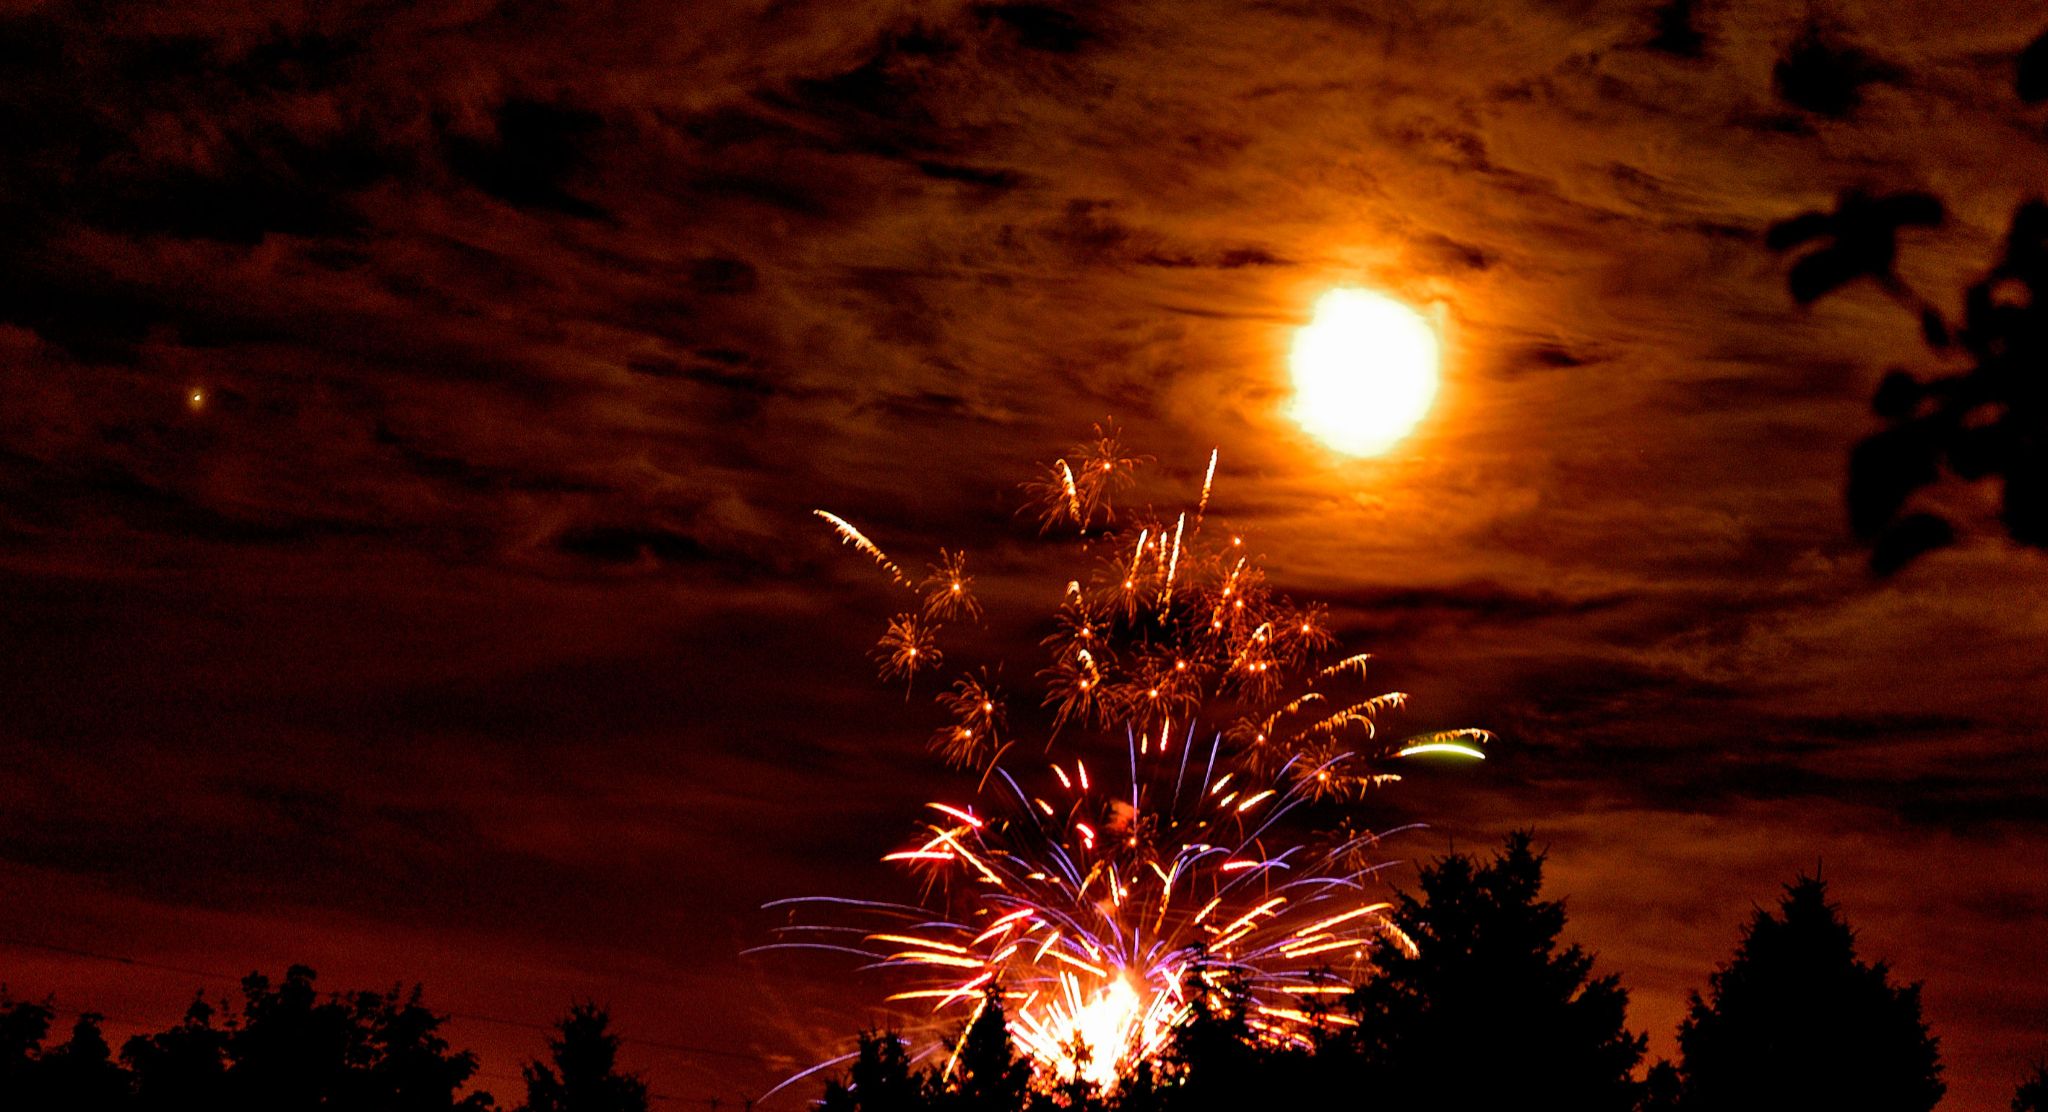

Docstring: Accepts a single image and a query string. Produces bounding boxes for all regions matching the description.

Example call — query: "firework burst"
[932,671,1007,770]
[770,431,1488,1094]
[765,728,1457,1091]
[875,613,943,691]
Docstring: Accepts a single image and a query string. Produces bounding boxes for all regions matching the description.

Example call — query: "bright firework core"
[1289,288,1441,457]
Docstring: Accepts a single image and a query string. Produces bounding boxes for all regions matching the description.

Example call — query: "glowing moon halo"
[1288,288,1441,456]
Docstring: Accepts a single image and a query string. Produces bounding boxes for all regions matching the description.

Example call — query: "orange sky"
[1,2,2045,1109]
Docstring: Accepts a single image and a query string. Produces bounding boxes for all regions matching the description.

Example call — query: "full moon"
[1288,287,1441,456]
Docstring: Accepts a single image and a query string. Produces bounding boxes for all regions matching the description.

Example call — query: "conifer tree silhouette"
[1155,972,1263,1112]
[941,989,1029,1112]
[1675,877,1942,1112]
[519,1003,650,1112]
[1342,832,1645,1112]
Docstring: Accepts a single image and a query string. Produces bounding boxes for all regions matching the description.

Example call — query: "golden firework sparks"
[932,671,1006,769]
[1196,448,1218,521]
[875,613,942,690]
[772,430,1491,1093]
[1161,513,1186,603]
[922,549,982,623]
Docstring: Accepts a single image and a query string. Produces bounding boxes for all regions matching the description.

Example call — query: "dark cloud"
[974,4,1099,55]
[445,98,610,219]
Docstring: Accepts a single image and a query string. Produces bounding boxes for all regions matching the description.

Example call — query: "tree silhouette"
[1675,876,1942,1112]
[821,1031,930,1112]
[1638,1059,1684,1112]
[220,966,492,1112]
[40,1013,129,1109]
[940,990,1029,1112]
[1153,973,1267,1112]
[0,1001,131,1112]
[122,998,229,1112]
[1769,25,2048,571]
[519,1003,649,1112]
[0,999,54,1098]
[1342,832,1646,1112]
[2016,1062,2048,1112]
[0,967,493,1112]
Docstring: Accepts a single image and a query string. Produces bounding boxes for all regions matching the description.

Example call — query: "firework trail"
[778,430,1488,1094]
[815,509,909,586]
[1196,448,1218,522]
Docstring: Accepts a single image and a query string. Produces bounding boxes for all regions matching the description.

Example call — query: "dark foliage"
[519,1003,650,1112]
[822,1031,932,1112]
[0,862,1963,1112]
[2017,1062,2048,1112]
[1764,189,1944,305]
[1639,1059,1684,1112]
[1772,22,1902,118]
[1341,832,1646,1112]
[1675,877,1943,1112]
[0,965,492,1112]
[1646,0,1706,59]
[2019,27,2048,103]
[1766,27,2048,570]
[942,991,1031,1112]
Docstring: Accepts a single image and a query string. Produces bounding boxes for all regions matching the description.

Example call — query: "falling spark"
[1196,448,1218,520]
[1319,652,1373,681]
[1161,513,1186,603]
[815,510,908,585]
[1058,460,1084,524]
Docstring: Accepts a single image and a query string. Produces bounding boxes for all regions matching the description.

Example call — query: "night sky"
[2,2,2045,1109]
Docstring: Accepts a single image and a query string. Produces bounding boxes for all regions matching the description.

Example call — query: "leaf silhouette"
[2019,26,2048,102]
[1847,423,1940,538]
[1763,211,1832,252]
[1773,24,1903,117]
[1870,370,1923,420]
[2004,452,2048,547]
[1919,307,1950,349]
[1870,513,1954,575]
[1769,190,1944,303]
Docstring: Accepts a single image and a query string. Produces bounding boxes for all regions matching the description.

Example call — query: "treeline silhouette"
[4,835,2039,1112]
[0,967,648,1112]
[814,835,1971,1112]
